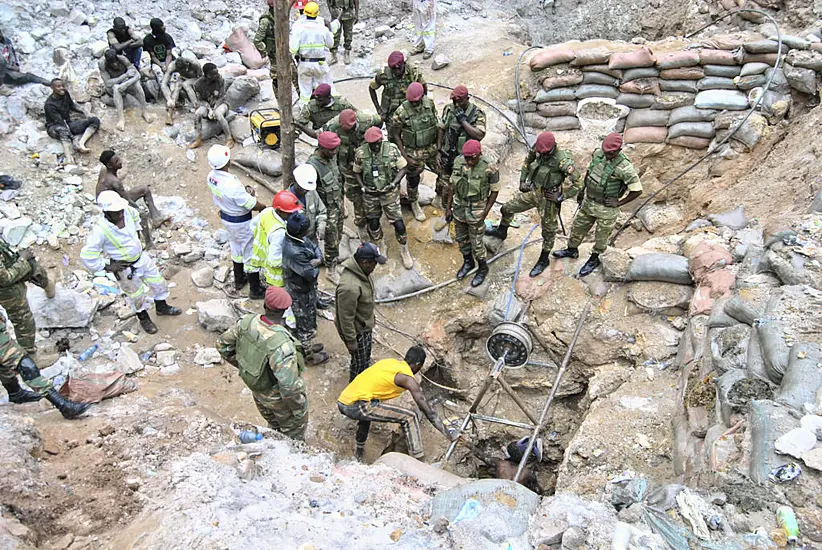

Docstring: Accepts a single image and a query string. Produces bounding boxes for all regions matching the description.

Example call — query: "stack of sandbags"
[688,242,735,315]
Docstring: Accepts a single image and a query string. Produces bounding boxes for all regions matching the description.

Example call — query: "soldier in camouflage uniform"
[323,108,382,240]
[327,0,358,65]
[306,131,344,284]
[0,312,91,418]
[253,0,298,94]
[444,140,499,288]
[217,286,309,440]
[554,133,642,277]
[435,85,486,208]
[0,239,55,354]
[353,127,413,269]
[487,132,581,277]
[295,83,355,139]
[369,51,426,144]
[392,82,440,222]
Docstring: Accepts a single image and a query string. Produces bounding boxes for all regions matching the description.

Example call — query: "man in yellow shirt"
[337,345,458,461]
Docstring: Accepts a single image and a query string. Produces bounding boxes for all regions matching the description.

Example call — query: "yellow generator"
[250,108,281,149]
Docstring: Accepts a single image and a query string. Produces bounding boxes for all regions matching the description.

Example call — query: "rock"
[802,447,822,471]
[191,266,215,288]
[14,32,37,55]
[185,21,203,41]
[90,40,110,58]
[0,201,21,219]
[51,533,74,550]
[154,342,174,352]
[182,250,204,263]
[708,206,748,230]
[197,299,239,332]
[686,219,712,231]
[160,364,180,376]
[226,77,261,109]
[204,248,222,261]
[27,286,98,328]
[433,517,449,534]
[117,345,144,375]
[124,477,141,491]
[561,526,586,549]
[374,25,395,38]
[173,243,193,256]
[600,247,631,282]
[1,216,33,246]
[68,9,87,25]
[156,350,177,367]
[214,229,229,244]
[617,503,642,524]
[627,282,693,314]
[774,428,817,459]
[194,347,222,366]
[431,54,451,70]
[213,265,231,283]
[225,52,242,65]
[637,203,683,233]
[49,1,69,16]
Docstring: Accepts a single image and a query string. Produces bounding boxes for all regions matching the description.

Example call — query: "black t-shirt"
[44,93,74,127]
[143,32,175,62]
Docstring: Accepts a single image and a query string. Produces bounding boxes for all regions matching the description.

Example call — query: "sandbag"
[729,112,767,151]
[570,47,612,66]
[743,40,788,55]
[575,84,619,99]
[625,253,693,284]
[699,35,744,51]
[623,67,659,82]
[713,110,743,129]
[697,76,736,90]
[225,76,261,109]
[724,295,758,325]
[581,71,620,87]
[776,343,822,410]
[660,67,705,80]
[225,27,267,70]
[536,101,577,117]
[534,87,576,103]
[374,269,433,301]
[542,72,584,90]
[667,121,715,140]
[669,105,717,125]
[764,67,791,95]
[747,329,770,383]
[739,52,780,66]
[626,108,670,128]
[616,93,656,108]
[656,51,701,69]
[689,241,733,280]
[690,270,735,315]
[716,369,748,426]
[747,88,791,120]
[784,63,818,95]
[523,112,550,129]
[756,296,790,384]
[543,116,580,131]
[749,399,798,484]
[667,136,710,149]
[703,64,741,78]
[58,372,138,404]
[619,78,660,95]
[651,92,695,110]
[769,35,810,51]
[609,47,656,69]
[507,99,536,113]
[659,79,697,93]
[624,126,667,144]
[695,90,749,110]
[740,62,769,76]
[698,49,737,65]
[530,48,576,71]
[232,146,283,177]
[734,74,767,90]
[581,64,623,79]
[200,111,238,140]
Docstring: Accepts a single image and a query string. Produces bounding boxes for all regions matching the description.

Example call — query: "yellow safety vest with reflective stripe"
[250,209,286,286]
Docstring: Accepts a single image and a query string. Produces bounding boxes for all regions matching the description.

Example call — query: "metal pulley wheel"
[486,322,533,368]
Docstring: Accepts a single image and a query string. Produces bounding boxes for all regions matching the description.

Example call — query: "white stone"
[225,52,242,65]
[618,396,656,412]
[803,447,822,471]
[173,243,193,256]
[156,350,177,366]
[775,428,818,459]
[160,364,181,376]
[204,247,222,261]
[185,21,203,41]
[197,299,238,332]
[191,266,215,288]
[1,216,33,246]
[49,1,70,16]
[194,347,222,366]
[374,25,394,38]
[68,9,87,25]
[14,32,37,54]
[27,285,98,328]
[0,202,21,220]
[118,344,144,375]
[90,40,110,58]
[154,342,174,352]
[213,265,230,283]
[214,229,229,244]
[800,415,822,436]
[431,54,451,70]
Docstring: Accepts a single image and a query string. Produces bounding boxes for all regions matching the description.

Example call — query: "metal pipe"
[498,376,540,425]
[514,301,592,482]
[469,414,535,431]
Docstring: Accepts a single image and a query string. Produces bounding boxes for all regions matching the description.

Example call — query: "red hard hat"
[292,0,308,9]
[462,139,482,157]
[535,132,556,154]
[339,109,358,130]
[317,131,341,150]
[272,190,304,213]
[602,132,624,153]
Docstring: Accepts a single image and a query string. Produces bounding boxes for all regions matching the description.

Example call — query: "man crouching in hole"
[474,437,543,493]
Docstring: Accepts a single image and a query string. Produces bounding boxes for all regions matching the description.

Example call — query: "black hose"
[608,8,783,245]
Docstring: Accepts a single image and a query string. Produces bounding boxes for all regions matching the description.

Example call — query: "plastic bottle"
[238,431,263,444]
[777,506,799,543]
[78,343,98,361]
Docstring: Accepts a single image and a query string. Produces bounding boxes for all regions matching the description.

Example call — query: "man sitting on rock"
[294,83,355,139]
[44,78,100,164]
[144,18,175,76]
[160,51,202,125]
[189,63,233,149]
[96,150,169,248]
[99,49,154,132]
[80,191,182,334]
[0,29,50,92]
[106,17,144,68]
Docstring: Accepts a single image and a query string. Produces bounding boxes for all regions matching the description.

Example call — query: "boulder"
[431,54,450,70]
[196,299,238,332]
[117,345,143,375]
[600,247,631,282]
[194,347,222,366]
[628,282,693,314]
[191,266,215,288]
[27,286,98,329]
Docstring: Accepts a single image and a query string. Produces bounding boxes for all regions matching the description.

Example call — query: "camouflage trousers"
[364,186,404,242]
[342,171,367,228]
[268,55,299,91]
[252,385,308,440]
[288,285,318,355]
[434,163,451,199]
[0,333,51,395]
[0,283,36,353]
[568,198,620,254]
[331,16,355,52]
[317,187,344,267]
[454,216,487,261]
[405,146,439,203]
[500,190,561,252]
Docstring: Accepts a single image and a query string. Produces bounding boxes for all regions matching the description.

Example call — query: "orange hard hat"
[272,190,304,213]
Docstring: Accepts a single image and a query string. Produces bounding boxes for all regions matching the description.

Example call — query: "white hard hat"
[293,163,317,191]
[207,144,231,169]
[97,190,129,212]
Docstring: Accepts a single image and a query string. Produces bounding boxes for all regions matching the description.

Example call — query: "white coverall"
[207,168,258,273]
[80,207,169,313]
[289,17,335,105]
[412,0,436,55]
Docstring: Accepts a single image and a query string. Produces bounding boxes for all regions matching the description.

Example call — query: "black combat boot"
[248,272,265,300]
[45,389,91,419]
[2,377,41,403]
[233,261,247,289]
[485,222,509,240]
[578,253,601,278]
[552,247,579,259]
[471,260,489,287]
[456,254,475,280]
[155,299,182,316]
[529,251,551,277]
[136,310,158,334]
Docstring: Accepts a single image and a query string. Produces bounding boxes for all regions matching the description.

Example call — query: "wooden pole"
[274,0,295,190]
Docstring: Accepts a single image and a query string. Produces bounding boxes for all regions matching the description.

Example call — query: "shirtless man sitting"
[96,150,169,248]
[99,48,154,131]
[160,52,202,125]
